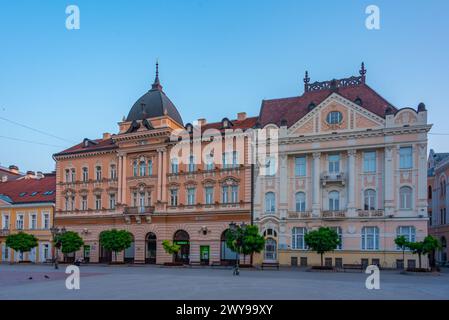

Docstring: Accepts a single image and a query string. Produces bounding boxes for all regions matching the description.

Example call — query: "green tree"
[406,236,440,269]
[55,231,84,255]
[304,227,340,267]
[394,235,408,269]
[99,229,133,263]
[226,224,265,264]
[6,232,38,261]
[162,240,181,262]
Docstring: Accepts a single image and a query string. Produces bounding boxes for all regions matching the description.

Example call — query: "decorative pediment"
[288,93,385,136]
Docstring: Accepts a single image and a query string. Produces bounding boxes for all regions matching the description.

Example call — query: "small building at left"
[0,170,56,263]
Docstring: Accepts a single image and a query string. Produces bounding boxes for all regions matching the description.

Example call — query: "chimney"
[26,171,35,179]
[103,132,111,140]
[237,112,247,121]
[197,118,207,126]
[8,165,19,174]
[36,171,44,179]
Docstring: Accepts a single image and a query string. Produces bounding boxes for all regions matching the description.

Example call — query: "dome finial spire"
[152,59,163,91]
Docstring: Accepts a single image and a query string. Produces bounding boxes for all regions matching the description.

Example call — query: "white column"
[312,152,321,217]
[347,149,356,214]
[279,153,288,219]
[161,149,167,203]
[117,155,123,204]
[417,143,428,217]
[122,154,127,205]
[157,149,163,201]
[384,146,394,215]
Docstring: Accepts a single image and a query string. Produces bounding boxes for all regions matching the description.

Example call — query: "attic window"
[354,97,363,105]
[185,123,193,133]
[19,192,27,197]
[30,192,38,196]
[308,102,316,111]
[43,191,54,195]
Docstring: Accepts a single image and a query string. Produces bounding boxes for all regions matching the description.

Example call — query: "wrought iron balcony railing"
[124,206,155,215]
[321,210,346,219]
[357,209,385,218]
[320,172,346,186]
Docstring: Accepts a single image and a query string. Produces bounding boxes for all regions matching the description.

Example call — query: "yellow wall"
[0,205,54,263]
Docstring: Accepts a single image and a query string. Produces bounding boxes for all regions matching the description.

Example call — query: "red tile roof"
[0,174,56,204]
[259,83,397,127]
[54,138,117,157]
[200,116,258,132]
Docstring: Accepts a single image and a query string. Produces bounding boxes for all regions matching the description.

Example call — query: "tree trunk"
[402,250,405,270]
[321,253,323,267]
[418,253,422,269]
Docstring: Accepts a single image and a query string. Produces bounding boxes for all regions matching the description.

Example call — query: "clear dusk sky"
[0,0,448,173]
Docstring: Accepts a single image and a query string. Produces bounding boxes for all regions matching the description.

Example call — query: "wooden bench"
[342,264,363,272]
[211,261,222,267]
[189,261,202,267]
[261,262,280,270]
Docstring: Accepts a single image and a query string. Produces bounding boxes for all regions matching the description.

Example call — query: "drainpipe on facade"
[250,163,255,266]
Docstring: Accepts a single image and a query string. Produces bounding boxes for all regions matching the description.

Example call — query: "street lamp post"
[50,226,66,270]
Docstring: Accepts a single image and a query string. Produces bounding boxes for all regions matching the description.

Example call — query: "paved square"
[0,264,448,300]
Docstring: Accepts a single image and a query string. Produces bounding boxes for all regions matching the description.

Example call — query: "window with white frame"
[363,151,376,173]
[222,152,231,169]
[188,155,196,172]
[2,243,10,261]
[82,167,88,182]
[295,192,306,212]
[399,186,413,209]
[171,158,179,174]
[139,161,146,176]
[292,227,307,249]
[232,151,239,168]
[71,169,76,182]
[222,186,228,203]
[328,154,340,173]
[16,214,24,230]
[361,226,379,250]
[133,161,138,176]
[331,226,343,250]
[2,214,9,230]
[95,166,102,181]
[396,226,416,249]
[95,195,102,210]
[65,169,70,182]
[187,187,196,205]
[295,156,306,176]
[110,164,117,180]
[326,111,342,124]
[266,156,276,176]
[399,146,413,169]
[109,194,116,210]
[29,213,37,230]
[231,185,238,203]
[205,187,214,205]
[265,192,276,213]
[81,196,87,211]
[170,189,178,206]
[364,189,376,210]
[42,213,50,229]
[139,193,145,212]
[133,192,138,207]
[328,191,340,211]
[205,154,214,171]
[42,243,50,262]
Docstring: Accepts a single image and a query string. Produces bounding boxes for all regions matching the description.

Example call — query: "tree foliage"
[55,231,84,254]
[304,227,340,267]
[405,235,440,269]
[226,224,265,256]
[162,240,180,255]
[6,232,38,254]
[99,229,133,262]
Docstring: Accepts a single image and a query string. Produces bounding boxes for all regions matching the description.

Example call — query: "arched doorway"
[173,230,190,264]
[264,238,277,261]
[99,245,112,263]
[220,229,238,266]
[146,232,157,264]
[124,235,135,263]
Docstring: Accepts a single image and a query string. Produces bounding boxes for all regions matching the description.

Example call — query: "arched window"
[265,192,275,213]
[364,189,376,210]
[328,191,340,211]
[263,228,278,238]
[361,226,379,250]
[133,161,138,177]
[139,161,146,176]
[295,192,306,212]
[292,227,307,250]
[399,186,413,209]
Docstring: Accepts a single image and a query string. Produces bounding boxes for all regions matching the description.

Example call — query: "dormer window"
[354,97,363,105]
[185,123,193,133]
[221,118,233,129]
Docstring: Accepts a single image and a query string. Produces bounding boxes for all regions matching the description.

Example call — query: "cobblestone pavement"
[0,264,448,300]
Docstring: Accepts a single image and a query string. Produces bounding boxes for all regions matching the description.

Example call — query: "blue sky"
[0,0,448,172]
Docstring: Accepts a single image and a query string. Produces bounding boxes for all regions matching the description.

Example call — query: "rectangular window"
[295,156,306,177]
[82,168,88,182]
[110,165,117,180]
[399,147,413,169]
[363,151,376,173]
[2,214,9,230]
[232,151,238,168]
[29,213,37,230]
[43,244,50,261]
[133,192,138,207]
[171,159,179,174]
[81,196,88,211]
[187,188,196,205]
[71,169,76,182]
[43,213,50,229]
[95,195,102,210]
[205,187,214,205]
[396,226,416,249]
[170,189,178,206]
[65,169,70,182]
[16,214,24,230]
[231,186,238,203]
[265,156,276,176]
[328,154,340,173]
[109,194,116,210]
[205,154,214,171]
[148,160,153,176]
[139,193,145,213]
[222,153,230,169]
[188,156,196,173]
[222,186,229,204]
[331,227,343,250]
[362,227,379,250]
[96,167,102,181]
